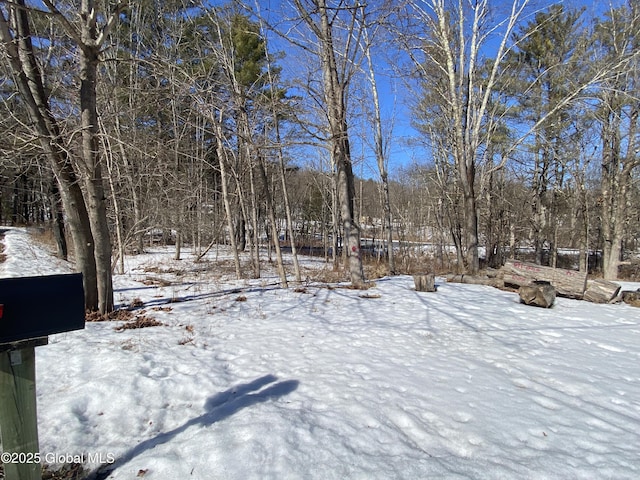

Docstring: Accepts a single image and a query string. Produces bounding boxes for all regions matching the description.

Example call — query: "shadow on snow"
[89,374,299,479]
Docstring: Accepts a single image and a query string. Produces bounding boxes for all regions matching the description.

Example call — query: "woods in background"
[1,0,639,311]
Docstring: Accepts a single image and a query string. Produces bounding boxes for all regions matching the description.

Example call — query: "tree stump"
[621,290,640,307]
[584,279,621,304]
[413,274,436,292]
[519,281,556,308]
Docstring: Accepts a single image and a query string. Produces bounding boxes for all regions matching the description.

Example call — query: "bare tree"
[254,0,303,283]
[0,0,127,311]
[358,3,396,274]
[292,0,365,286]
[403,0,532,274]
[40,0,125,312]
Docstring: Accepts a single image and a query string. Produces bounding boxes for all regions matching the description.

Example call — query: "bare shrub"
[178,336,195,346]
[114,315,164,331]
[619,261,640,281]
[128,298,145,309]
[86,309,134,322]
[152,306,173,312]
[28,226,58,251]
[41,462,85,480]
[304,266,347,284]
[362,258,389,279]
[359,293,381,299]
[143,265,184,276]
[141,276,172,287]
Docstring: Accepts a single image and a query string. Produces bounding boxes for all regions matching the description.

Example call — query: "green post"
[0,339,46,480]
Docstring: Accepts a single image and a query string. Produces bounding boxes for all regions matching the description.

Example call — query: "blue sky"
[253,0,627,178]
[371,0,628,178]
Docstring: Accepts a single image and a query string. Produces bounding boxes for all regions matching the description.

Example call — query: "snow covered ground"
[1,227,640,479]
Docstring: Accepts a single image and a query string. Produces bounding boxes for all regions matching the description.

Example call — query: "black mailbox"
[0,273,85,344]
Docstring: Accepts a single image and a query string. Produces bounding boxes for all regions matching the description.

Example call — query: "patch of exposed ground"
[0,463,85,480]
[85,300,164,332]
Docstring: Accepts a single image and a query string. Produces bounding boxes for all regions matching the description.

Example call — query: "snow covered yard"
[1,227,639,479]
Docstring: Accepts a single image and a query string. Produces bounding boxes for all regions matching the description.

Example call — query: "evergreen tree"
[592,3,640,279]
[506,5,588,266]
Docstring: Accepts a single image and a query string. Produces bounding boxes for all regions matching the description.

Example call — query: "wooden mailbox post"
[0,273,85,480]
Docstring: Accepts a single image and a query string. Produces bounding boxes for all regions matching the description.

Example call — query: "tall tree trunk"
[248,163,261,279]
[253,0,302,283]
[450,222,464,274]
[532,145,547,265]
[215,118,242,279]
[113,114,145,253]
[242,127,261,279]
[232,163,254,268]
[460,160,479,273]
[275,125,302,283]
[79,2,113,313]
[48,179,67,260]
[315,0,365,286]
[11,176,19,225]
[331,168,339,268]
[601,99,638,280]
[362,20,395,274]
[258,158,288,287]
[601,107,622,280]
[0,4,99,310]
[265,84,301,282]
[578,195,589,273]
[102,124,125,274]
[485,169,497,269]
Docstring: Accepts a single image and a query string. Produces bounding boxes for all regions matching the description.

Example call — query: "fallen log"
[413,274,436,292]
[621,290,640,307]
[446,274,503,288]
[519,281,556,308]
[583,279,621,304]
[502,259,587,299]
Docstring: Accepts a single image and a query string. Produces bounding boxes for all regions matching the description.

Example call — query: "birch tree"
[405,0,531,274]
[359,3,396,274]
